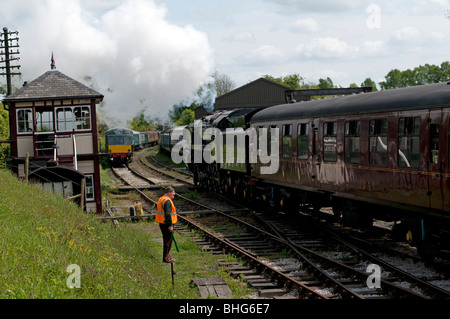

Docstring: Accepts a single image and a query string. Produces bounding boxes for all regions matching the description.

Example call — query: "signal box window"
[36,109,54,133]
[17,109,33,134]
[297,123,309,160]
[75,107,91,130]
[323,121,337,162]
[56,106,91,132]
[398,117,420,168]
[282,124,292,158]
[369,119,388,166]
[345,120,360,164]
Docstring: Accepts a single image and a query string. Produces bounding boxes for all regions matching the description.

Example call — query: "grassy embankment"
[0,168,253,299]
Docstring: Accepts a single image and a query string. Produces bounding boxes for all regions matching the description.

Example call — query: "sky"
[1,0,450,125]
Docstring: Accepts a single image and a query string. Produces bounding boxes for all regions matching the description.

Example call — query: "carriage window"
[17,108,33,134]
[282,124,292,158]
[36,109,54,133]
[297,123,309,160]
[430,124,439,164]
[345,120,360,164]
[398,117,420,168]
[323,121,337,162]
[56,106,91,132]
[268,125,278,156]
[369,119,388,167]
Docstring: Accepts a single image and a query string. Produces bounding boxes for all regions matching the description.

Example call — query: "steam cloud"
[1,0,214,125]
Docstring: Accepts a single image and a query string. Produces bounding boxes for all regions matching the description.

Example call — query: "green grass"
[0,169,254,299]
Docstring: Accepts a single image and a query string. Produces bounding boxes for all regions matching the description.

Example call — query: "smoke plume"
[1,0,214,126]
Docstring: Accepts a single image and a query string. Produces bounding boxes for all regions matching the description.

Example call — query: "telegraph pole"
[0,27,21,96]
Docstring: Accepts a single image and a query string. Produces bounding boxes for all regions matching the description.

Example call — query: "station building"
[2,66,104,213]
[213,77,372,112]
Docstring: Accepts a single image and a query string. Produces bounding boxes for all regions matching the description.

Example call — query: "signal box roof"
[3,70,103,103]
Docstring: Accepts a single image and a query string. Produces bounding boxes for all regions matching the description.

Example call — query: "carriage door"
[427,109,445,211]
[311,119,321,187]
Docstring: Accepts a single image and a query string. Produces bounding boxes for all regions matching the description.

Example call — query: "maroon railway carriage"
[249,82,450,261]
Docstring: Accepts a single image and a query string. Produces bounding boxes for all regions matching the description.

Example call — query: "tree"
[128,109,164,131]
[361,78,378,91]
[168,78,219,125]
[379,61,450,90]
[175,109,195,126]
[0,103,10,168]
[379,69,403,89]
[318,77,334,89]
[263,74,306,89]
[212,71,236,97]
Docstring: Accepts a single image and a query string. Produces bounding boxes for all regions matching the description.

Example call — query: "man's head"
[165,186,176,198]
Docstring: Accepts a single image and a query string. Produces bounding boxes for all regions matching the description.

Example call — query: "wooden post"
[25,152,29,183]
[80,178,85,212]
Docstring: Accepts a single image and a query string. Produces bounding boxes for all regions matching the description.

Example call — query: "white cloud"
[224,31,256,43]
[291,18,321,33]
[360,40,387,56]
[264,0,364,13]
[295,37,355,59]
[245,45,285,63]
[392,26,421,42]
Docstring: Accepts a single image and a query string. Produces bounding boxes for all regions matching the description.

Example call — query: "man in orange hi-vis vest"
[156,186,178,263]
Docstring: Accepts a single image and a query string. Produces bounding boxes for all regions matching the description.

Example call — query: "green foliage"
[379,61,450,89]
[169,81,215,126]
[318,77,334,89]
[175,109,194,126]
[361,77,379,92]
[127,109,164,131]
[0,104,10,168]
[263,73,306,89]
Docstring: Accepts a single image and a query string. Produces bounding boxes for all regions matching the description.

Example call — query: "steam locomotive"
[182,82,450,261]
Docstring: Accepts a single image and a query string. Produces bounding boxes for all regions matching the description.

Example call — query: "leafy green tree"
[212,71,236,97]
[379,61,450,89]
[263,74,306,89]
[0,103,10,168]
[175,109,195,126]
[168,79,218,126]
[361,78,378,91]
[128,109,164,131]
[318,77,334,89]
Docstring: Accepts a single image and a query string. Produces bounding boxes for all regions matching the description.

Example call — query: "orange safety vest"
[156,195,177,224]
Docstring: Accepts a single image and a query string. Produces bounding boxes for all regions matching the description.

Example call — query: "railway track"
[255,213,450,299]
[105,147,450,299]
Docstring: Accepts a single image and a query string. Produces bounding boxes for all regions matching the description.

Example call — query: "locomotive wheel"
[404,222,439,263]
[331,200,343,218]
[391,223,408,242]
[417,240,439,263]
